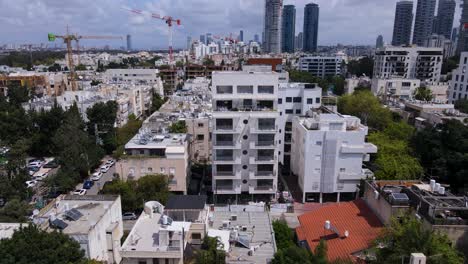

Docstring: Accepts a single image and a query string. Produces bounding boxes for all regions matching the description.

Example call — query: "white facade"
[103,69,164,95]
[36,195,123,264]
[211,71,280,196]
[425,82,449,103]
[277,82,322,167]
[371,78,421,99]
[448,52,468,103]
[291,113,377,203]
[374,46,443,82]
[298,56,343,78]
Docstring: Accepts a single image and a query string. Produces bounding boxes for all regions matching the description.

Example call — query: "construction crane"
[123,7,181,64]
[48,28,122,91]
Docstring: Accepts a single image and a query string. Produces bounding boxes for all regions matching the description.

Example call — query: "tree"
[332,76,345,96]
[441,56,459,75]
[272,220,294,250]
[414,87,433,101]
[272,245,317,264]
[0,199,31,222]
[454,99,468,114]
[374,216,464,264]
[86,101,118,153]
[114,114,143,159]
[135,174,171,206]
[168,120,187,133]
[0,225,86,264]
[202,57,215,66]
[150,91,166,114]
[75,64,87,71]
[90,80,101,86]
[195,236,226,264]
[347,57,374,77]
[101,180,139,212]
[288,70,329,94]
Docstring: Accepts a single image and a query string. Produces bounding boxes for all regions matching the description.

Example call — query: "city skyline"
[1,0,462,50]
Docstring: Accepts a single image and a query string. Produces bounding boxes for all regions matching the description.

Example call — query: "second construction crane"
[48,28,122,91]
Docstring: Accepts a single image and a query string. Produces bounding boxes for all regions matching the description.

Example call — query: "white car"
[25,180,37,188]
[106,159,115,166]
[100,165,110,173]
[73,189,87,195]
[33,172,48,181]
[28,161,43,168]
[91,171,103,181]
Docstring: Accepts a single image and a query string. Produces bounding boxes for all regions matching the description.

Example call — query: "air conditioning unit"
[241,226,248,232]
[222,221,231,229]
[230,214,237,221]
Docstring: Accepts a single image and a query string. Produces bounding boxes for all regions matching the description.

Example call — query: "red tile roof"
[295,200,383,262]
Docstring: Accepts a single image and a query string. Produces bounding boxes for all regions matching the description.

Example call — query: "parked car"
[100,165,110,173]
[122,212,137,220]
[33,172,48,181]
[83,180,94,189]
[73,189,87,195]
[25,180,37,188]
[106,159,115,167]
[28,161,43,168]
[43,160,59,168]
[91,171,103,181]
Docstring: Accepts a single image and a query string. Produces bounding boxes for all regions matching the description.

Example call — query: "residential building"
[120,201,191,264]
[164,195,209,245]
[344,76,371,94]
[458,0,468,54]
[35,195,123,264]
[239,30,244,42]
[211,71,280,198]
[433,0,456,40]
[303,3,319,53]
[363,180,468,257]
[0,223,28,240]
[425,82,449,102]
[103,69,163,89]
[118,132,189,194]
[200,34,206,45]
[298,56,343,78]
[281,5,296,53]
[448,52,468,102]
[246,58,284,72]
[186,117,211,162]
[376,35,384,48]
[263,0,283,54]
[373,46,443,82]
[277,83,322,168]
[413,0,437,46]
[291,111,377,203]
[425,34,455,58]
[392,1,414,46]
[296,200,383,262]
[371,78,421,99]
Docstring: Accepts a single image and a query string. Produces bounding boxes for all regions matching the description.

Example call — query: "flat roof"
[125,133,187,150]
[0,223,28,239]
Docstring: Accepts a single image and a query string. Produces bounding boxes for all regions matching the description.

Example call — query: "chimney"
[410,253,426,264]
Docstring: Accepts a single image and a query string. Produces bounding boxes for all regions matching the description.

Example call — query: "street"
[75,162,116,195]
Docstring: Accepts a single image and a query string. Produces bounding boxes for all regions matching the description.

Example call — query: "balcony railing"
[257,155,275,161]
[215,141,235,146]
[257,171,275,176]
[215,156,234,161]
[216,171,235,176]
[216,125,234,130]
[258,125,275,131]
[257,141,275,146]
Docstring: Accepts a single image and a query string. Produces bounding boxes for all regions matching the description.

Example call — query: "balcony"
[249,155,276,164]
[250,141,276,149]
[214,170,242,180]
[213,140,241,149]
[249,170,276,180]
[250,126,277,134]
[249,185,275,194]
[341,143,377,154]
[213,156,241,164]
[215,184,241,194]
[214,124,242,134]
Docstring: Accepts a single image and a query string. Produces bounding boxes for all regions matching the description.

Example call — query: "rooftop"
[165,195,207,211]
[296,200,383,262]
[0,223,28,239]
[125,131,187,150]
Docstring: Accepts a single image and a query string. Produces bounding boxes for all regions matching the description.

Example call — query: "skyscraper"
[303,3,319,53]
[263,0,283,53]
[434,0,456,39]
[281,5,296,53]
[376,35,384,48]
[254,34,260,43]
[239,30,244,42]
[392,1,414,46]
[206,33,212,44]
[457,0,468,54]
[413,0,437,46]
[186,36,192,50]
[296,32,303,51]
[200,35,206,45]
[126,34,132,51]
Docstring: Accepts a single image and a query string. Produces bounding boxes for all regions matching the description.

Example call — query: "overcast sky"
[0,0,462,50]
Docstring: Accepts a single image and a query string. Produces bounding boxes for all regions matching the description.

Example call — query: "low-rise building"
[120,201,191,264]
[34,195,123,264]
[344,76,371,94]
[371,78,421,99]
[291,110,377,203]
[298,56,343,78]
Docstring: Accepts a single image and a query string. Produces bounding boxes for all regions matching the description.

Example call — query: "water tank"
[438,187,445,195]
[434,183,441,193]
[324,220,331,230]
[162,215,169,225]
[430,180,436,191]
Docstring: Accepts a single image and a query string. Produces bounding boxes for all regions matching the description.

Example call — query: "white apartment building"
[374,46,443,82]
[211,71,280,198]
[120,201,191,264]
[277,82,322,168]
[448,52,468,103]
[291,112,377,203]
[118,133,190,194]
[298,56,343,78]
[103,69,164,93]
[371,78,421,99]
[35,195,124,264]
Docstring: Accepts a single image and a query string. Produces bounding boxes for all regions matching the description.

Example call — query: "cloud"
[0,0,462,49]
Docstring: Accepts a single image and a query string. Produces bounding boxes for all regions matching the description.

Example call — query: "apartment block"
[448,52,468,103]
[277,82,322,168]
[371,78,421,99]
[298,56,343,78]
[291,111,377,203]
[211,71,280,198]
[374,46,443,82]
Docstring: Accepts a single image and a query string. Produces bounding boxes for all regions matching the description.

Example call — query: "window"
[462,75,465,82]
[258,85,274,94]
[148,167,153,172]
[286,97,292,102]
[316,141,322,146]
[340,168,346,172]
[160,167,167,174]
[295,109,301,114]
[197,134,205,140]
[198,123,204,127]
[316,97,321,104]
[278,98,283,104]
[293,97,302,103]
[456,75,459,81]
[216,85,233,94]
[307,98,313,104]
[285,109,293,114]
[237,85,253,94]
[191,233,202,239]
[465,57,467,64]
